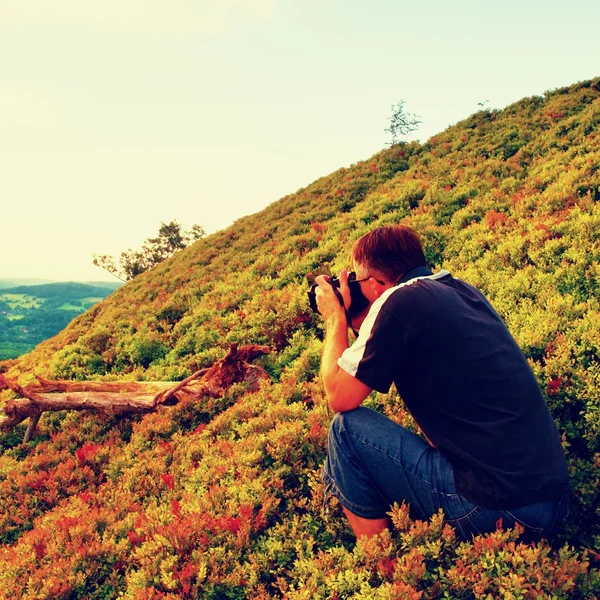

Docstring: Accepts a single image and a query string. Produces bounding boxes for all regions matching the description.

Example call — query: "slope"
[0,78,599,598]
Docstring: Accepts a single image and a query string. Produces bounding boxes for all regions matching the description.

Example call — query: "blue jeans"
[322,407,569,541]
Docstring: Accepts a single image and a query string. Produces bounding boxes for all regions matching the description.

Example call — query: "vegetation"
[0,78,599,598]
[0,283,118,360]
[93,220,205,282]
[385,100,422,145]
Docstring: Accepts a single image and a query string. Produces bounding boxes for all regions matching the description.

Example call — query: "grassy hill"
[0,282,119,360]
[1,78,599,598]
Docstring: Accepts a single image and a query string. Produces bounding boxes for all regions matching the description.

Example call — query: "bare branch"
[0,344,271,442]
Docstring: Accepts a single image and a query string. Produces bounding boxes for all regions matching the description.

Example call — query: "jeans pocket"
[499,508,545,536]
[446,494,570,542]
[447,506,499,540]
[500,493,569,540]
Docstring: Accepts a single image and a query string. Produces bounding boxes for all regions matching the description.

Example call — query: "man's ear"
[368,278,386,298]
[371,272,395,297]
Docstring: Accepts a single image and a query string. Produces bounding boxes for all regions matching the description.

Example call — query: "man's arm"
[315,272,373,413]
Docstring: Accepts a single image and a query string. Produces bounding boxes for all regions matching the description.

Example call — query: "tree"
[93,220,205,282]
[385,100,422,145]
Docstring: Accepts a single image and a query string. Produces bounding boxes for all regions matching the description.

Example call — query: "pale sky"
[1,0,598,282]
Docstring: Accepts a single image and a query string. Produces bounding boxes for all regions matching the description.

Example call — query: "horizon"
[1,0,599,282]
[0,277,122,286]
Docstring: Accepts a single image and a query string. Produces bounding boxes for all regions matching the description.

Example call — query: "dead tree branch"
[0,343,270,441]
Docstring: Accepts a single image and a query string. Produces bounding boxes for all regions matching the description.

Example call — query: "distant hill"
[0,279,121,292]
[1,78,599,596]
[0,278,54,290]
[0,282,118,360]
[81,280,122,291]
[6,282,120,299]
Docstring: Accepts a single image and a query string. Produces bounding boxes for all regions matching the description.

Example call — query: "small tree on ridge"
[385,100,422,145]
[93,220,205,282]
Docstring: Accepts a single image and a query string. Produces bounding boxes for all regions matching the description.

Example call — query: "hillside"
[0,282,119,360]
[1,78,599,598]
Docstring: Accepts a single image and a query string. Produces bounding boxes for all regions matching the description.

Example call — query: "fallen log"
[0,343,270,441]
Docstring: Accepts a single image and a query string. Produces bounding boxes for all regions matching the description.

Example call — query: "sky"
[1,0,598,282]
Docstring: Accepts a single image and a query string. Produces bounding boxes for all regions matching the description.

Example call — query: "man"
[314,224,570,541]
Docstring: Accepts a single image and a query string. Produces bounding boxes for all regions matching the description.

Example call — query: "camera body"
[307,272,370,316]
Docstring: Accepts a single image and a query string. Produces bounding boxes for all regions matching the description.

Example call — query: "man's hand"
[316,269,373,412]
[314,269,351,323]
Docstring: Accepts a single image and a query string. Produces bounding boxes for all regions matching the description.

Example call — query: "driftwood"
[0,343,270,441]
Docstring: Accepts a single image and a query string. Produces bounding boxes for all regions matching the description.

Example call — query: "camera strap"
[332,287,360,338]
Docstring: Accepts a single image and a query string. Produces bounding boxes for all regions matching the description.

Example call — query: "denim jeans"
[322,407,569,541]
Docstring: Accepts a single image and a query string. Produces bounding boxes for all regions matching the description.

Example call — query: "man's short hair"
[352,225,427,283]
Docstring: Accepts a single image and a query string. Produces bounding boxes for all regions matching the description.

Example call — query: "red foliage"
[307,421,326,442]
[160,441,173,453]
[311,221,327,234]
[161,473,175,489]
[253,508,267,530]
[485,209,509,230]
[377,556,396,579]
[174,561,198,595]
[75,443,100,464]
[26,470,50,491]
[214,514,241,534]
[547,377,563,396]
[239,504,253,520]
[128,530,146,546]
[32,538,47,560]
[544,110,566,121]
[533,222,553,241]
[79,490,93,503]
[49,582,73,597]
[56,515,80,530]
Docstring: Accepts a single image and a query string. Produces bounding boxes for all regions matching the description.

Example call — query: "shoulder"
[356,271,453,339]
[378,269,454,311]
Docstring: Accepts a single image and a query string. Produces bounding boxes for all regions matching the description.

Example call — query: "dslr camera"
[307,270,370,317]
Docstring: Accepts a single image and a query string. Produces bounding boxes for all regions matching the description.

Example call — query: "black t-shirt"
[338,266,569,509]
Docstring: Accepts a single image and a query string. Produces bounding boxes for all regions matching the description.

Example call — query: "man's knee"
[328,409,364,453]
[330,407,368,433]
[328,407,392,456]
[329,407,429,459]
[330,406,399,439]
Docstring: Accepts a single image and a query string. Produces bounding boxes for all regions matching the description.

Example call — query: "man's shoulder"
[380,270,455,307]
[362,271,453,332]
[378,270,492,324]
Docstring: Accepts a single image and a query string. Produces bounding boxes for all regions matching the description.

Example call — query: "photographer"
[312,225,569,541]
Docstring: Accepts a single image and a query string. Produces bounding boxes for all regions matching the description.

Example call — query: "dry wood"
[24,413,41,444]
[0,343,270,441]
[26,377,175,394]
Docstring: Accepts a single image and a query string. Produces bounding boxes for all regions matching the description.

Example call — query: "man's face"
[353,262,388,304]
